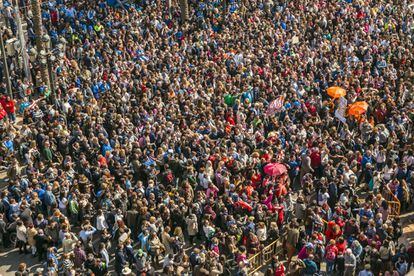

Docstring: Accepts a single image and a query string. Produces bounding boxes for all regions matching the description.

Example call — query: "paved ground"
[0,249,44,275]
[399,211,414,246]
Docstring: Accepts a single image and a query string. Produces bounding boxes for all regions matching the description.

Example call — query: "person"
[114,243,126,276]
[302,254,318,276]
[73,242,87,270]
[395,256,408,276]
[149,231,164,266]
[99,242,110,269]
[0,1,413,276]
[15,262,29,276]
[272,256,285,276]
[286,220,300,266]
[407,242,414,271]
[358,264,373,276]
[124,238,137,266]
[344,248,357,276]
[186,214,198,245]
[96,209,109,232]
[0,104,7,124]
[162,226,174,255]
[26,224,37,256]
[79,222,97,244]
[0,96,16,122]
[135,249,149,274]
[62,232,78,254]
[61,253,75,275]
[235,261,249,276]
[325,239,338,273]
[137,229,150,252]
[16,220,28,254]
[163,253,175,269]
[0,214,6,250]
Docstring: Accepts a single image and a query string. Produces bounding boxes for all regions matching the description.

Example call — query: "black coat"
[0,219,6,234]
[115,249,126,272]
[125,245,137,264]
[34,234,50,251]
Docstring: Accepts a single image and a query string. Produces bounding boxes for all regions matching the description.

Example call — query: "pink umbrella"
[263,163,287,177]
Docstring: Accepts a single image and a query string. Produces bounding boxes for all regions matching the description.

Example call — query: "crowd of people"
[1,0,414,275]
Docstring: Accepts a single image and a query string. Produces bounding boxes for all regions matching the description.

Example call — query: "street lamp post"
[0,27,13,98]
[167,0,172,19]
[30,0,49,89]
[179,0,189,22]
[29,34,64,104]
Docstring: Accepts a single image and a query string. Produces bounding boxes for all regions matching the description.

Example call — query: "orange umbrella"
[348,101,369,116]
[327,87,346,98]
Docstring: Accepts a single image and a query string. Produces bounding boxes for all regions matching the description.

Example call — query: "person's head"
[174,226,183,236]
[17,262,27,272]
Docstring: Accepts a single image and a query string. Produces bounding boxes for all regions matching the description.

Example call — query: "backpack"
[326,248,336,261]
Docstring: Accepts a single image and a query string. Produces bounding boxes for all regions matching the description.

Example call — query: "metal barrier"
[382,185,401,218]
[248,235,285,275]
[246,189,400,275]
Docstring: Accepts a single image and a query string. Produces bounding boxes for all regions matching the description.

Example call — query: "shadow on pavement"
[0,248,44,275]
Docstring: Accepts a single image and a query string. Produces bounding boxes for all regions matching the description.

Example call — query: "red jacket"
[274,264,285,276]
[0,106,6,120]
[1,99,15,114]
[336,240,347,254]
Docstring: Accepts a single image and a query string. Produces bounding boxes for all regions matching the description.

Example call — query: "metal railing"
[248,235,285,275]
[382,185,401,218]
[246,185,401,274]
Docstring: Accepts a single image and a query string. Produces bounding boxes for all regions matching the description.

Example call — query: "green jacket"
[69,200,79,214]
[43,147,53,162]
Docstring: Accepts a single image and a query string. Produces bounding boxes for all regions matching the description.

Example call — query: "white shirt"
[79,226,96,243]
[58,197,68,211]
[343,170,356,185]
[16,225,27,242]
[198,173,210,189]
[375,151,386,164]
[96,214,108,231]
[318,192,330,206]
[404,155,414,167]
[62,102,71,114]
[100,249,109,266]
[339,193,349,205]
[256,227,267,242]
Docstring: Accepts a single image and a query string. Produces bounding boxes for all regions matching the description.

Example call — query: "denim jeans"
[326,260,335,273]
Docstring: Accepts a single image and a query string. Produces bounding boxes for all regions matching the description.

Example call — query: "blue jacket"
[44,191,56,206]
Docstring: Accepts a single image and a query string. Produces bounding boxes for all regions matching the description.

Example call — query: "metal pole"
[0,0,5,26]
[47,57,55,103]
[179,0,189,22]
[167,0,172,19]
[0,28,13,98]
[14,0,31,81]
[30,0,49,89]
